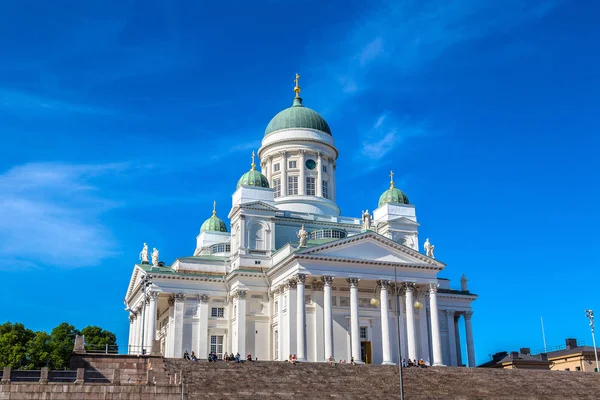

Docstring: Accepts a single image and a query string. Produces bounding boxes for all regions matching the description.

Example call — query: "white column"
[331,162,336,201]
[316,152,323,197]
[277,286,285,360]
[128,313,134,352]
[446,310,458,366]
[197,295,210,359]
[239,215,246,250]
[280,151,287,196]
[266,156,272,185]
[322,276,334,361]
[428,284,444,366]
[348,278,362,363]
[135,306,143,352]
[313,280,325,362]
[417,292,430,364]
[296,274,307,361]
[145,292,158,353]
[298,150,305,195]
[379,280,393,364]
[404,284,417,361]
[455,315,463,366]
[464,311,476,367]
[234,290,247,356]
[172,293,185,358]
[286,280,298,357]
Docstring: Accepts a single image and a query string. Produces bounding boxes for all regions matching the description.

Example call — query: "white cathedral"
[124,76,477,367]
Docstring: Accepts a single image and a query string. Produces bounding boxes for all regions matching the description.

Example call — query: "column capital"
[279,150,287,157]
[312,280,324,291]
[174,293,186,303]
[377,280,391,288]
[404,282,416,292]
[429,283,439,294]
[347,277,360,288]
[296,273,307,284]
[321,276,334,286]
[129,315,135,322]
[149,291,160,300]
[287,280,298,289]
[317,152,323,159]
[235,290,247,299]
[198,294,210,304]
[464,310,473,320]
[278,285,286,294]
[299,149,306,156]
[265,155,272,162]
[446,309,456,318]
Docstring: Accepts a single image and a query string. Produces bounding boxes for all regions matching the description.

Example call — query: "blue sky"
[1,0,599,364]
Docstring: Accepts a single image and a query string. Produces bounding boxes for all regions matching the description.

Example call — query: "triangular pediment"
[125,265,144,301]
[240,201,279,211]
[386,216,420,226]
[297,231,444,267]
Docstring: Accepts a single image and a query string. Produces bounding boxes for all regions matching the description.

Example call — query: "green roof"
[264,97,331,136]
[201,213,228,233]
[378,186,409,207]
[237,169,269,189]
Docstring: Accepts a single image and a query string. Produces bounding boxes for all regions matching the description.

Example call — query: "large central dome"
[264,97,331,137]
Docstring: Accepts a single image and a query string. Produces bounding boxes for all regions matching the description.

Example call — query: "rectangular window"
[210,335,224,359]
[306,177,315,195]
[287,176,298,195]
[273,178,281,198]
[273,163,280,172]
[288,160,297,169]
[322,180,328,199]
[211,307,225,318]
[360,326,367,340]
[274,330,279,359]
[322,165,327,173]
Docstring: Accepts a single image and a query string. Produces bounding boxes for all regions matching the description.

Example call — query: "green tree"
[0,322,35,368]
[48,322,79,370]
[25,331,52,369]
[81,325,117,352]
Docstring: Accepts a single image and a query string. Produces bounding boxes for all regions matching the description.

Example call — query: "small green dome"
[237,169,269,189]
[200,202,228,233]
[378,172,409,207]
[236,151,270,190]
[265,97,331,136]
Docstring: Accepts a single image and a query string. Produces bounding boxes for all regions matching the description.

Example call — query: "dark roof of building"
[546,346,597,358]
[479,351,551,368]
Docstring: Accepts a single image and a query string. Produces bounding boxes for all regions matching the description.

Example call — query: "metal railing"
[48,370,77,383]
[10,370,41,382]
[84,344,119,354]
[531,340,586,355]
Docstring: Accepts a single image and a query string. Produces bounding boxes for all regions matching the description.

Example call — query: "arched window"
[248,222,265,250]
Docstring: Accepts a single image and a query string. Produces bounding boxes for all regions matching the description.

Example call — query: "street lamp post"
[140,274,153,355]
[585,309,599,372]
[394,265,405,400]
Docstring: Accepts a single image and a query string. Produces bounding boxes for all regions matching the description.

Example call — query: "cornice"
[259,136,339,159]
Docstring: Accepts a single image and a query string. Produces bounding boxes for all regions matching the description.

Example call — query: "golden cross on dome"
[251,151,256,170]
[294,73,301,98]
[213,200,217,215]
[389,170,395,188]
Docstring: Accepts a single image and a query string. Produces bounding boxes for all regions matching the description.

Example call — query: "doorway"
[361,341,372,364]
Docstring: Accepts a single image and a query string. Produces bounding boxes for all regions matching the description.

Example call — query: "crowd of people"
[183,350,254,363]
[182,350,427,368]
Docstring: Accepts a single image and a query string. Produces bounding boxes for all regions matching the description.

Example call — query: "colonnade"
[261,150,336,201]
[273,274,474,366]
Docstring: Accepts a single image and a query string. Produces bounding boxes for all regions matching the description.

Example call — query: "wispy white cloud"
[0,89,114,116]
[0,163,129,269]
[358,113,429,166]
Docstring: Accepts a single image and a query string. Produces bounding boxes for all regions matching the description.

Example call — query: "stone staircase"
[165,359,600,399]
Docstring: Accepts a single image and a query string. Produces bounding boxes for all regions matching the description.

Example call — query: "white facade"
[124,87,477,366]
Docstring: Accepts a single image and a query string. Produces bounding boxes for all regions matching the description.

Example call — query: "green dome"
[237,169,269,189]
[378,186,409,207]
[200,213,228,233]
[200,202,228,233]
[264,97,331,136]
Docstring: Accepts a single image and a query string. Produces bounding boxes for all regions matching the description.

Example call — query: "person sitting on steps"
[235,353,241,363]
[291,354,298,364]
[350,357,356,366]
[247,353,252,362]
[190,351,197,361]
[183,350,190,360]
[329,356,335,366]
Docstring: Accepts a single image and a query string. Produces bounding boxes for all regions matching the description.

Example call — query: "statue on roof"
[424,238,435,258]
[152,248,159,267]
[297,224,307,247]
[362,209,372,231]
[461,274,468,291]
[139,243,149,264]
